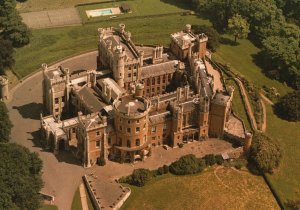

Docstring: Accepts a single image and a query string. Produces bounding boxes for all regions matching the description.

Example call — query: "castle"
[40,24,245,167]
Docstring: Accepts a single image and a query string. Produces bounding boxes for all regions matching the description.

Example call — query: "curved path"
[7,51,98,210]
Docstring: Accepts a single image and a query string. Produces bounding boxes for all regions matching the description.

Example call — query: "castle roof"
[211,92,230,106]
[141,60,177,79]
[76,86,107,112]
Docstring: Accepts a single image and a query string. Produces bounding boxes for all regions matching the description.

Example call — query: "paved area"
[226,115,246,138]
[7,50,238,210]
[21,7,81,29]
[205,60,224,92]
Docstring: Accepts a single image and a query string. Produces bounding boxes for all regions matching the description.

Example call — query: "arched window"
[127,140,131,147]
[136,139,140,146]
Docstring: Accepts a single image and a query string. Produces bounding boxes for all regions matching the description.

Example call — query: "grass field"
[16,0,105,13]
[77,0,190,23]
[14,14,210,78]
[39,204,58,210]
[265,104,300,202]
[121,167,279,210]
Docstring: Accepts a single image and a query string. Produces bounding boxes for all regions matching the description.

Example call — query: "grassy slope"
[214,36,299,202]
[121,167,279,210]
[77,0,190,23]
[213,35,292,96]
[71,188,82,210]
[16,0,105,13]
[265,104,300,201]
[39,204,58,210]
[14,14,210,77]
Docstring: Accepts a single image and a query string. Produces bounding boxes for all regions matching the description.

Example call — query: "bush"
[215,155,224,165]
[248,133,282,173]
[131,169,153,187]
[178,143,184,148]
[97,156,106,166]
[169,154,206,175]
[157,167,164,175]
[234,161,243,170]
[203,154,216,166]
[274,91,300,122]
[286,199,300,210]
[163,164,169,174]
[192,25,220,51]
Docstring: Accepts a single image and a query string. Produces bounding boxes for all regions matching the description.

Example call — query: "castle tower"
[243,132,253,153]
[113,95,151,162]
[0,75,9,101]
[198,96,209,139]
[113,45,125,88]
[197,33,208,59]
[119,23,125,34]
[185,24,191,33]
[172,105,183,147]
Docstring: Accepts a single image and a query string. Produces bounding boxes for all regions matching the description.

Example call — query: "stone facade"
[0,75,9,101]
[41,24,241,167]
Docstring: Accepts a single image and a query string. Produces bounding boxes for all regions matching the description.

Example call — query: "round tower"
[185,24,191,33]
[113,95,151,162]
[0,75,9,101]
[243,132,253,153]
[113,45,125,87]
[135,82,144,97]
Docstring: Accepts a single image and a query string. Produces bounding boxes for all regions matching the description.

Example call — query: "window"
[72,128,76,133]
[96,140,100,148]
[147,89,150,93]
[152,78,155,85]
[157,77,160,84]
[168,74,171,81]
[127,128,131,133]
[163,75,166,83]
[137,119,140,124]
[119,118,122,122]
[133,72,137,76]
[136,139,140,146]
[136,127,140,133]
[128,120,130,124]
[108,137,111,144]
[147,79,150,86]
[151,126,156,133]
[127,140,131,147]
[157,87,160,91]
[128,73,131,77]
[96,131,100,136]
[55,108,59,113]
[119,126,122,131]
[55,98,59,104]
[152,136,156,140]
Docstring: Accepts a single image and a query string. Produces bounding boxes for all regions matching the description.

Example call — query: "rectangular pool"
[86,8,115,17]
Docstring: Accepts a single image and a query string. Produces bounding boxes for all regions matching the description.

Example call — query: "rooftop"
[212,92,231,106]
[76,86,107,112]
[115,96,147,115]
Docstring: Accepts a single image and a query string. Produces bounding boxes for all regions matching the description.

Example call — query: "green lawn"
[39,204,58,210]
[121,167,279,210]
[14,14,210,78]
[213,35,292,96]
[265,104,300,202]
[16,0,106,13]
[77,0,190,23]
[71,186,95,210]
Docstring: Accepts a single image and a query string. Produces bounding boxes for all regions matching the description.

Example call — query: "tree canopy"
[169,154,206,175]
[0,143,43,209]
[228,14,250,43]
[275,90,300,121]
[0,39,14,75]
[0,0,31,47]
[0,102,13,142]
[248,133,282,173]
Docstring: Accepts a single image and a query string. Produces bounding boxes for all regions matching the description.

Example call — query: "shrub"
[169,154,205,175]
[234,161,243,170]
[248,133,282,173]
[203,154,216,166]
[163,164,169,174]
[157,167,164,175]
[131,169,153,187]
[97,156,106,166]
[215,155,224,165]
[178,143,184,148]
[286,199,300,210]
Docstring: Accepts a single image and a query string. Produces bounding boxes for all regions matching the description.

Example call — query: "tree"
[286,198,300,210]
[130,169,153,187]
[275,91,300,121]
[0,0,31,47]
[228,14,250,43]
[248,133,282,173]
[0,39,14,75]
[0,143,43,209]
[192,25,220,51]
[169,154,206,175]
[0,102,13,142]
[203,154,216,166]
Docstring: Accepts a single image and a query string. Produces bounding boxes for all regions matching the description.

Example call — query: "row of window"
[145,74,172,86]
[119,125,145,133]
[119,118,140,124]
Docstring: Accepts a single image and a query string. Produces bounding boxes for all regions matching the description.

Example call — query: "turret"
[243,132,252,153]
[98,28,105,41]
[119,23,125,34]
[113,45,125,87]
[185,24,191,33]
[0,75,9,101]
[196,33,208,59]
